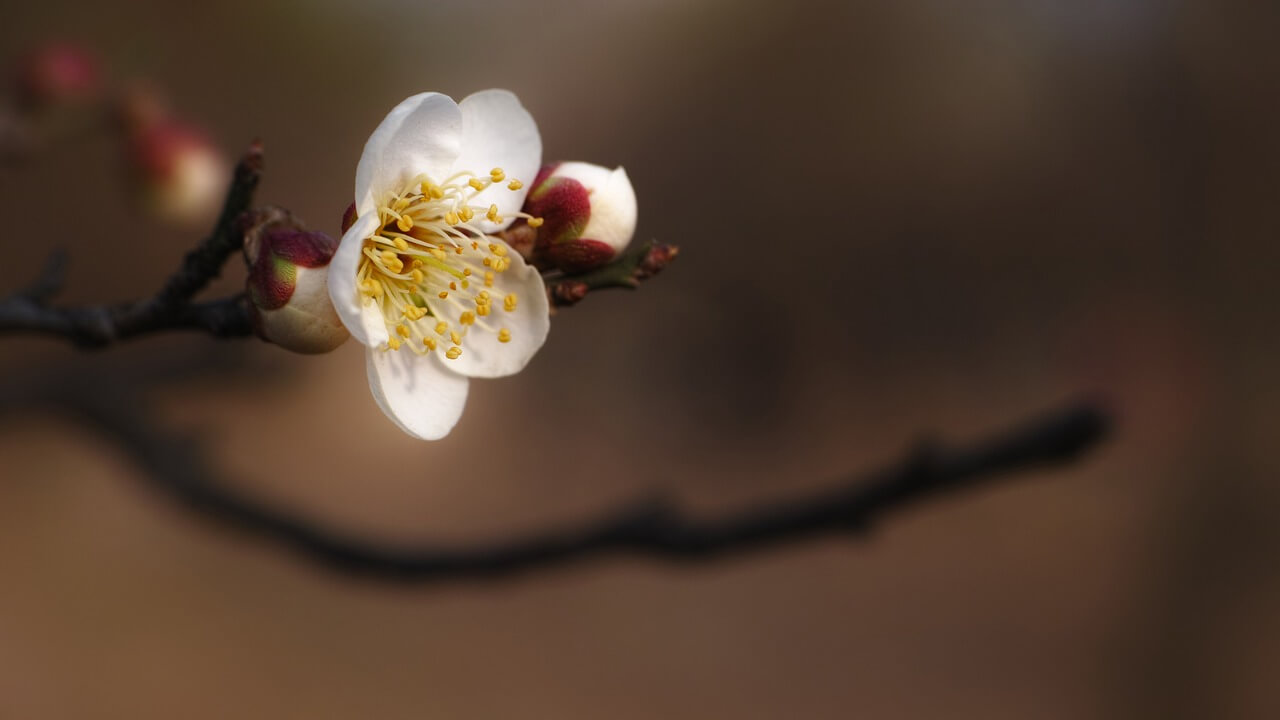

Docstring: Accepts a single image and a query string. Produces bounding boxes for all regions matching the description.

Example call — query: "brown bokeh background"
[2,0,1278,717]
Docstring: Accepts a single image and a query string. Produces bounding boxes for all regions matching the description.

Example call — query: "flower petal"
[452,89,541,233]
[354,92,463,215]
[426,246,550,379]
[366,347,470,440]
[328,212,388,347]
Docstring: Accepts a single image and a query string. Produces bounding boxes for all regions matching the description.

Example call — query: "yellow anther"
[503,293,518,312]
[434,321,448,336]
[430,248,447,261]
[392,197,411,212]
[476,304,490,317]
[460,311,475,325]
[396,324,410,338]
[483,257,492,267]
[362,279,383,298]
[449,281,457,291]
[468,178,488,191]
[420,181,444,199]
[446,346,462,360]
[411,258,424,269]
[445,211,459,225]
[438,290,449,299]
[450,331,462,345]
[461,280,470,289]
[493,257,510,273]
[386,337,402,351]
[411,268,425,284]
[380,249,397,263]
[396,215,414,232]
[490,168,505,182]
[462,268,472,277]
[471,241,480,250]
[423,336,437,350]
[507,179,523,191]
[393,237,409,251]
[486,204,501,223]
[454,246,463,254]
[527,217,545,228]
[488,242,508,257]
[498,328,511,343]
[484,271,495,287]
[459,206,474,222]
[476,290,491,304]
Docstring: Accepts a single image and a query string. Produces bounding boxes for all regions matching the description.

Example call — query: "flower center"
[356,168,543,358]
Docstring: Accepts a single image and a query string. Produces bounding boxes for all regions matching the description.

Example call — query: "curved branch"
[0,144,263,347]
[38,387,1109,582]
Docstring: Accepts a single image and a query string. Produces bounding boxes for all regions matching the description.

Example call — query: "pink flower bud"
[245,227,350,354]
[126,117,229,226]
[13,42,101,109]
[522,162,637,274]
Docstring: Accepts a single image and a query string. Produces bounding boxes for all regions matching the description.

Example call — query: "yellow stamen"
[460,311,475,325]
[503,293,518,312]
[498,329,511,343]
[527,217,544,228]
[507,179,523,191]
[446,346,462,360]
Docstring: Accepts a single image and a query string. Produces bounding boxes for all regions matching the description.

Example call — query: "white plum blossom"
[329,90,550,440]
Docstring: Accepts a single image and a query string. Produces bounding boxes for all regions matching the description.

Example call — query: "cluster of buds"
[503,162,638,274]
[119,87,229,226]
[242,210,349,354]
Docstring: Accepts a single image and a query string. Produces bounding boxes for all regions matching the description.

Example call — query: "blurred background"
[1,0,1277,717]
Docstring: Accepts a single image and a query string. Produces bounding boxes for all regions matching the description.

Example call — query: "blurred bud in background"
[119,86,229,226]
[11,41,101,111]
[244,217,350,354]
[508,162,637,274]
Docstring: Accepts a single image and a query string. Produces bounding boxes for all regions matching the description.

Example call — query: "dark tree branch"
[0,144,263,347]
[17,377,1109,582]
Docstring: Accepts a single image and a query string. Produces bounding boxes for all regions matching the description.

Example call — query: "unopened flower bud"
[245,227,350,354]
[521,162,637,273]
[13,42,101,110]
[122,89,229,226]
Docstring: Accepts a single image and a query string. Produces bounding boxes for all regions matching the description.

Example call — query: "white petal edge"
[551,162,638,254]
[328,212,389,347]
[451,89,541,234]
[425,246,550,379]
[354,92,463,215]
[366,348,470,441]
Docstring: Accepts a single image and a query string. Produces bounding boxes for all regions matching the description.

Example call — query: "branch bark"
[0,144,263,347]
[23,382,1109,583]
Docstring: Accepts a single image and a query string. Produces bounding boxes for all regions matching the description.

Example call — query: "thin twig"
[0,144,263,347]
[15,375,1109,582]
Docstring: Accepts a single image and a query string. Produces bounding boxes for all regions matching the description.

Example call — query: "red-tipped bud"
[520,162,637,274]
[245,227,350,354]
[13,42,101,110]
[125,104,229,226]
